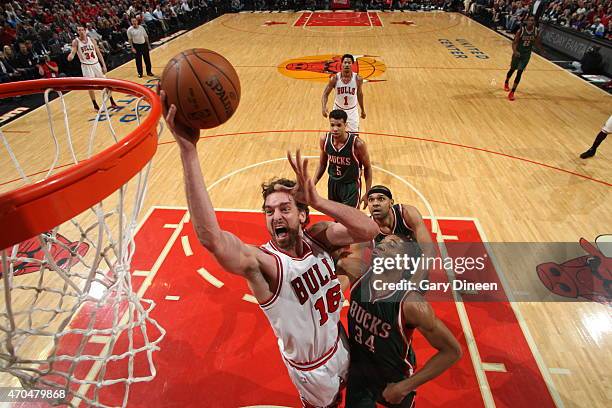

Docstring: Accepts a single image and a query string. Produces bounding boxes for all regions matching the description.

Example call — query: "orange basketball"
[160,49,241,129]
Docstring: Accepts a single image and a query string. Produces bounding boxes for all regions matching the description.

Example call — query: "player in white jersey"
[161,90,379,408]
[67,26,117,111]
[322,54,366,132]
[580,114,610,159]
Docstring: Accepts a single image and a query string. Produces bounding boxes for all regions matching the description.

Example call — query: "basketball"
[160,49,241,129]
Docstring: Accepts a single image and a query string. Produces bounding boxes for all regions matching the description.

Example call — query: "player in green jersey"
[337,235,462,407]
[314,109,372,208]
[504,15,541,101]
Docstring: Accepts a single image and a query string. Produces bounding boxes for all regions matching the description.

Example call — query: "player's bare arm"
[401,204,435,284]
[313,133,328,186]
[382,293,462,404]
[283,150,379,248]
[355,137,372,209]
[333,241,372,291]
[93,39,107,73]
[163,91,277,303]
[512,29,521,57]
[67,39,78,61]
[321,75,337,118]
[356,74,366,119]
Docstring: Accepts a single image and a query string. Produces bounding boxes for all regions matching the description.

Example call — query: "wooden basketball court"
[1,11,610,408]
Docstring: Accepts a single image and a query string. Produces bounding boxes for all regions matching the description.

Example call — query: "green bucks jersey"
[375,204,418,244]
[518,27,538,55]
[325,131,361,183]
[348,270,417,392]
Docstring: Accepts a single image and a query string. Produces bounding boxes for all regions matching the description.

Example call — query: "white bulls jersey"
[76,36,99,65]
[334,72,358,111]
[259,232,344,369]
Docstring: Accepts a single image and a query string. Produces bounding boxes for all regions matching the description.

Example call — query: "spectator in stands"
[25,39,47,61]
[37,54,64,78]
[0,23,17,49]
[86,23,111,54]
[181,0,192,13]
[0,49,21,83]
[153,5,169,32]
[232,0,245,11]
[5,3,20,28]
[589,16,605,37]
[13,41,37,79]
[529,0,549,22]
[3,44,15,63]
[143,6,163,36]
[47,32,64,58]
[506,2,528,32]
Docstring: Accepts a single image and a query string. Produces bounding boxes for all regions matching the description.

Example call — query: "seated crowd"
[0,0,226,84]
[467,0,611,39]
[2,0,609,85]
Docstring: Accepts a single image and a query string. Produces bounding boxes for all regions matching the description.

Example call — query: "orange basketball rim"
[0,78,162,250]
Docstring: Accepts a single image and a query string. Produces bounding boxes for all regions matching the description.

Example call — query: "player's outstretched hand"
[322,108,328,118]
[160,89,200,148]
[382,381,410,405]
[279,149,320,207]
[359,192,368,209]
[361,111,366,119]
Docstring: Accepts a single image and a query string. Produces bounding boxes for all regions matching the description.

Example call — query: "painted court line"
[138,213,189,298]
[549,368,571,375]
[198,267,225,288]
[473,218,565,407]
[72,211,187,406]
[155,130,611,187]
[242,294,258,304]
[482,362,507,372]
[133,270,151,277]
[90,336,109,344]
[181,235,193,256]
[441,235,459,241]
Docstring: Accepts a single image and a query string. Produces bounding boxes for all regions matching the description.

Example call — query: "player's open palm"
[282,150,320,206]
[160,90,200,147]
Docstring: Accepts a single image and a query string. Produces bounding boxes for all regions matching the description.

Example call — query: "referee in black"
[127,17,154,78]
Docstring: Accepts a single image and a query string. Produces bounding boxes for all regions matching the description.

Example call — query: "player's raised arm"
[382,294,462,404]
[402,204,436,284]
[313,133,328,186]
[67,39,78,62]
[356,75,366,119]
[321,74,337,118]
[355,137,372,209]
[512,28,521,57]
[285,150,378,247]
[535,29,543,50]
[163,92,272,282]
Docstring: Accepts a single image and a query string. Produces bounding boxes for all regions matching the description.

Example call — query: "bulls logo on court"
[277,54,386,82]
[537,235,611,305]
[0,233,90,277]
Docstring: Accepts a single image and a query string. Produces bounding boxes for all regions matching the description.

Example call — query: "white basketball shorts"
[81,63,105,79]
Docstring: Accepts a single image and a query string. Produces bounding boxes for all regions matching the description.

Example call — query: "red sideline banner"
[331,0,350,9]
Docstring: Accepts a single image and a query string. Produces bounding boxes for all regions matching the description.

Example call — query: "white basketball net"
[0,88,165,407]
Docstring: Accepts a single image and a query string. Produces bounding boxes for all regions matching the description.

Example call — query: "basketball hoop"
[0,78,165,407]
